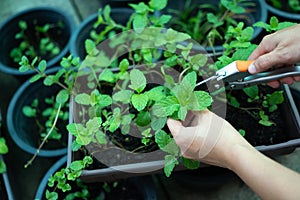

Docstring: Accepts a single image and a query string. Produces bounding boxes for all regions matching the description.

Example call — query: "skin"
[167,110,300,200]
[167,25,300,199]
[248,24,300,88]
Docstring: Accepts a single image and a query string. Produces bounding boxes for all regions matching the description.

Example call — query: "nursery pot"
[35,155,157,200]
[0,7,74,76]
[163,0,267,54]
[99,0,148,8]
[6,67,68,157]
[264,0,300,20]
[70,7,133,60]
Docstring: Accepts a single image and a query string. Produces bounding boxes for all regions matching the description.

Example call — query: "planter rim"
[6,67,68,157]
[265,1,300,20]
[0,6,75,75]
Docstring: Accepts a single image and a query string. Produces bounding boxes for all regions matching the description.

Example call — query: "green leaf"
[0,160,6,174]
[155,130,179,155]
[152,96,179,117]
[131,93,149,111]
[70,160,84,171]
[98,94,112,108]
[46,190,58,200]
[43,76,54,86]
[133,14,147,33]
[38,60,47,72]
[129,69,147,93]
[181,157,200,170]
[75,93,91,105]
[56,89,69,104]
[164,155,179,177]
[119,59,129,72]
[151,116,167,131]
[221,0,245,13]
[98,68,115,83]
[96,131,107,144]
[164,28,191,43]
[149,0,167,10]
[135,111,151,126]
[194,91,213,110]
[0,138,8,154]
[267,91,284,105]
[22,106,36,117]
[145,86,166,101]
[239,129,246,137]
[29,74,42,83]
[243,86,258,99]
[113,90,133,104]
[85,39,97,55]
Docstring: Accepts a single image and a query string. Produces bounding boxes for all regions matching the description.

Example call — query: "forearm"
[227,145,300,200]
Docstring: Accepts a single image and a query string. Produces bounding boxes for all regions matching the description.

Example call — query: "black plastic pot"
[70,7,133,60]
[264,0,300,20]
[35,155,157,200]
[6,67,68,157]
[163,0,267,54]
[0,7,75,76]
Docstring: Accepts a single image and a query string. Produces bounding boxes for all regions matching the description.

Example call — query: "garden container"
[67,84,300,182]
[264,0,300,20]
[0,7,74,77]
[70,7,133,60]
[6,67,68,157]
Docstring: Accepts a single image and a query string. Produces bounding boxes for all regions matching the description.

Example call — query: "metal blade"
[196,75,218,87]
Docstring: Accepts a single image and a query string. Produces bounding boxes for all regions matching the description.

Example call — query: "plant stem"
[24,103,62,168]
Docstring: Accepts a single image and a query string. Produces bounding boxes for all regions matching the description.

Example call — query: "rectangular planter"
[67,84,300,182]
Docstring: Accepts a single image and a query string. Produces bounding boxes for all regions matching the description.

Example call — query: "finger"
[248,34,278,60]
[267,80,281,88]
[248,51,285,74]
[280,77,294,85]
[294,76,300,82]
[167,118,183,137]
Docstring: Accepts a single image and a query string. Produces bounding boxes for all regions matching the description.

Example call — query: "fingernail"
[248,63,256,74]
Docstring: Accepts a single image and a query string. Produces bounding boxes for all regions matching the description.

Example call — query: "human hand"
[167,109,252,169]
[248,24,300,88]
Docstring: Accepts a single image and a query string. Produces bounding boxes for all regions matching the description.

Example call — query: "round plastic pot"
[6,67,68,157]
[164,0,267,54]
[70,7,133,60]
[0,7,75,76]
[265,0,300,20]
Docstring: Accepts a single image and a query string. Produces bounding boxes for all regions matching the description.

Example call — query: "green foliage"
[10,20,62,64]
[268,0,300,12]
[254,16,297,33]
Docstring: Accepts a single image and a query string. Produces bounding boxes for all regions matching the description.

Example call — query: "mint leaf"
[181,157,200,170]
[98,68,115,83]
[112,90,133,104]
[149,0,167,10]
[152,96,179,117]
[56,89,69,104]
[155,130,179,155]
[131,93,149,111]
[129,69,147,93]
[243,86,258,99]
[194,91,213,110]
[75,93,91,105]
[164,155,179,177]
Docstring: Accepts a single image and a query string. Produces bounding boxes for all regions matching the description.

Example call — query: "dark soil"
[225,86,289,146]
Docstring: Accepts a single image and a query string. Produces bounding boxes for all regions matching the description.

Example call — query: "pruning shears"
[196,60,300,90]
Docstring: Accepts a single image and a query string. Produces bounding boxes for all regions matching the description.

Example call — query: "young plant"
[0,111,8,174]
[10,20,62,64]
[267,0,300,12]
[166,0,255,54]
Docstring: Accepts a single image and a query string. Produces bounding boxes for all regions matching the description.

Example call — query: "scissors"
[196,60,300,90]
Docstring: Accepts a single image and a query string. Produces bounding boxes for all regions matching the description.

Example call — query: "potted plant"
[0,7,75,77]
[162,0,267,56]
[264,0,300,20]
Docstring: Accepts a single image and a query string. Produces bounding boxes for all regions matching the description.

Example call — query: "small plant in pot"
[162,0,267,56]
[0,7,74,76]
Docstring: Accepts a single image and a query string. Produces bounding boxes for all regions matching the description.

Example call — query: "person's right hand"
[167,109,253,169]
[248,24,300,88]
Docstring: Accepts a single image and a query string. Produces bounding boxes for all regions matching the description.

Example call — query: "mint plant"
[267,0,300,12]
[253,16,297,33]
[0,111,8,174]
[166,0,255,54]
[10,20,62,64]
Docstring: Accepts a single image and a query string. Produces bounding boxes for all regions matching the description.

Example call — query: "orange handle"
[236,60,254,72]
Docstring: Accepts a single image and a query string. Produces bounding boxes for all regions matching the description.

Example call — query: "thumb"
[167,118,183,137]
[248,51,282,74]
